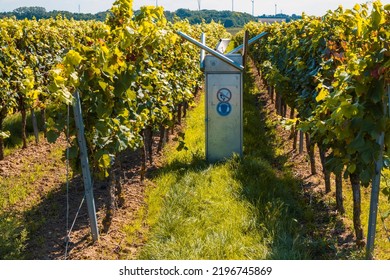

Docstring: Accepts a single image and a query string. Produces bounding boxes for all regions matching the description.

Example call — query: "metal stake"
[200,33,206,70]
[242,30,249,68]
[73,91,99,242]
[228,32,267,55]
[177,31,244,71]
[366,85,389,259]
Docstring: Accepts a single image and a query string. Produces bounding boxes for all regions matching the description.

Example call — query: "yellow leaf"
[316,88,328,102]
[27,90,39,100]
[66,50,84,66]
[98,81,108,91]
[353,4,361,12]
[126,89,136,100]
[101,45,109,54]
[114,47,122,57]
[93,67,101,75]
[357,19,362,37]
[54,75,65,87]
[98,154,112,170]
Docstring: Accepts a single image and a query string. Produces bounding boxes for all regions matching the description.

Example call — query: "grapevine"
[240,1,389,245]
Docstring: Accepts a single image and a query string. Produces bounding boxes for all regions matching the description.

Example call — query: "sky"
[0,0,389,16]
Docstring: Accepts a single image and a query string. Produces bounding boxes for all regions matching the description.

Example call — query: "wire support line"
[65,103,71,260]
[64,195,86,259]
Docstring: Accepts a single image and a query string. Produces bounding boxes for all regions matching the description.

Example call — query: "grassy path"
[130,69,317,260]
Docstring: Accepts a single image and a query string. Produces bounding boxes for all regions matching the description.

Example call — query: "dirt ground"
[0,133,168,260]
[37,138,166,260]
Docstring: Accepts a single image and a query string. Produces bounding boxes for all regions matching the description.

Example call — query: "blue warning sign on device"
[217,102,232,116]
[217,88,232,102]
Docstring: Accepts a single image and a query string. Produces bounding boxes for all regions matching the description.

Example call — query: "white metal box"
[205,54,243,162]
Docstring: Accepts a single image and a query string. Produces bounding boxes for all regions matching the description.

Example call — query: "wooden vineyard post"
[73,91,99,242]
[366,85,389,259]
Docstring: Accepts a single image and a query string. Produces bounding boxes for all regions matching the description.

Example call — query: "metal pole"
[366,85,389,259]
[242,30,249,68]
[73,91,99,242]
[228,32,267,54]
[200,33,206,70]
[232,0,234,12]
[177,31,244,71]
[252,0,254,17]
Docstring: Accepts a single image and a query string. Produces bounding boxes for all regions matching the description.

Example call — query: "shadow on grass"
[0,211,28,260]
[0,176,87,260]
[233,68,349,259]
[20,175,97,260]
[148,152,210,180]
[238,69,311,259]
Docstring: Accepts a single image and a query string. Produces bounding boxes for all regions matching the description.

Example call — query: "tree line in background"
[164,9,255,27]
[0,6,108,21]
[0,6,301,27]
[258,13,302,22]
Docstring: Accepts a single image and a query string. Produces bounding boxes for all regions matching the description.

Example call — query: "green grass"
[0,144,65,260]
[0,213,28,260]
[2,109,46,157]
[339,171,390,259]
[0,146,64,207]
[375,173,390,259]
[127,70,317,260]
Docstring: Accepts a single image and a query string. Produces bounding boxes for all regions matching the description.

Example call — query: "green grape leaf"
[46,130,60,143]
[347,163,356,174]
[67,146,79,160]
[97,152,112,177]
[381,210,390,219]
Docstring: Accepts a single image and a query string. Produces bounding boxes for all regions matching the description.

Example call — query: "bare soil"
[0,133,171,260]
